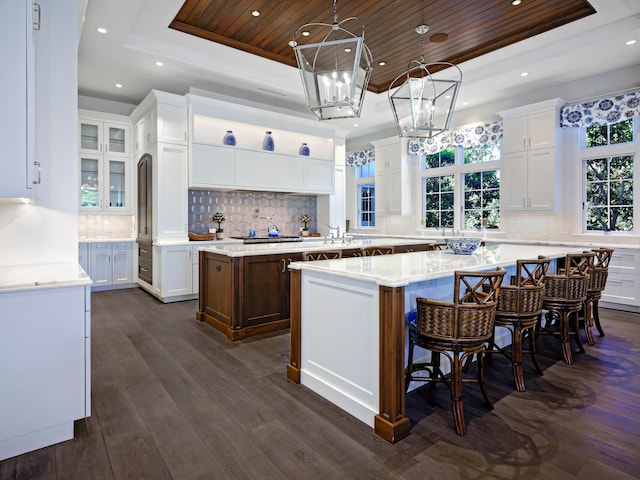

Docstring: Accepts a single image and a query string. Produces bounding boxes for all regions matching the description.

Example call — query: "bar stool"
[485,256,550,391]
[302,250,342,261]
[583,248,614,344]
[362,246,394,256]
[539,252,594,365]
[406,267,506,435]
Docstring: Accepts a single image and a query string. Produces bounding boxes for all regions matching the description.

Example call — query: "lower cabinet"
[198,251,303,340]
[80,241,135,290]
[602,248,640,310]
[156,245,193,299]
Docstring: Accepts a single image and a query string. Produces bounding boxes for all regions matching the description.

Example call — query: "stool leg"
[405,336,415,393]
[450,353,466,436]
[476,352,493,409]
[583,299,595,346]
[572,311,586,353]
[593,298,605,337]
[560,311,574,365]
[528,327,543,375]
[511,325,526,392]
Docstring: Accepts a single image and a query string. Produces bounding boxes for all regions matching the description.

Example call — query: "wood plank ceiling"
[169,0,596,94]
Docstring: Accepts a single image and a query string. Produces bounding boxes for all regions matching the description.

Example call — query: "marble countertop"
[0,262,92,293]
[288,244,581,288]
[79,237,136,243]
[199,238,434,257]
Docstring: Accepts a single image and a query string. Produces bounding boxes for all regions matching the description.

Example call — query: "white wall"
[0,0,78,266]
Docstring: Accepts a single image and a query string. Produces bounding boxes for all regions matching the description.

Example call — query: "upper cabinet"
[373,137,412,216]
[499,98,564,213]
[78,111,132,213]
[78,118,130,157]
[1,0,38,198]
[187,94,336,195]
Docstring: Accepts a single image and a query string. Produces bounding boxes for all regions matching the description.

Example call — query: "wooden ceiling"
[169,0,596,94]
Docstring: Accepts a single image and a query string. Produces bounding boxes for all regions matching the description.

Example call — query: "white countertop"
[199,238,434,257]
[0,262,92,293]
[288,244,581,288]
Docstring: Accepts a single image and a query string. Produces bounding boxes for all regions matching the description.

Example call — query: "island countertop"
[288,244,581,288]
[198,237,434,257]
[0,262,92,293]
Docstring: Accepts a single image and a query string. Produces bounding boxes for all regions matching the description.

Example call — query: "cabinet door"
[157,103,188,145]
[236,151,304,192]
[156,144,188,241]
[502,115,528,154]
[90,243,112,286]
[528,109,556,150]
[79,154,102,210]
[79,119,103,154]
[1,0,35,198]
[305,158,334,193]
[160,246,192,297]
[242,254,290,327]
[137,155,152,240]
[501,151,528,211]
[105,158,128,211]
[103,122,129,157]
[190,143,235,188]
[527,148,556,211]
[112,243,133,284]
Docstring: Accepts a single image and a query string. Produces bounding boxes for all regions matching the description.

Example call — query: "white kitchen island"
[286,244,579,443]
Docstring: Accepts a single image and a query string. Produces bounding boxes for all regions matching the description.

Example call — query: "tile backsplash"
[79,214,135,239]
[189,190,317,237]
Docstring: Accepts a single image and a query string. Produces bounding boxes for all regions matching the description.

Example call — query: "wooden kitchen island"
[196,238,434,340]
[286,244,579,443]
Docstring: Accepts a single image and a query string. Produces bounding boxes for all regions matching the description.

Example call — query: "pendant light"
[290,0,373,120]
[389,25,462,138]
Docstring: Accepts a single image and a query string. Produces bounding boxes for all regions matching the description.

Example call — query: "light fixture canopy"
[290,0,373,120]
[388,25,462,138]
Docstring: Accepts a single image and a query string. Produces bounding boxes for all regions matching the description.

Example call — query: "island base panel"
[197,310,289,340]
[374,415,411,444]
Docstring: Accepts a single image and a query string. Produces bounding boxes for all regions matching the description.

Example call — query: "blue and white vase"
[223,130,236,146]
[299,142,310,156]
[263,131,274,151]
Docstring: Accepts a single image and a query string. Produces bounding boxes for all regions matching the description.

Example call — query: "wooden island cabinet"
[196,239,435,340]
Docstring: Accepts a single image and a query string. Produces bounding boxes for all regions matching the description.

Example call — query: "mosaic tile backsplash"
[189,190,317,237]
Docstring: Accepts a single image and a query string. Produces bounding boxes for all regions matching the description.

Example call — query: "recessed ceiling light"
[115,83,123,88]
[511,0,522,5]
[251,10,260,17]
[378,61,386,66]
[626,39,637,46]
[462,101,468,106]
[344,48,352,53]
[155,61,164,67]
[520,72,529,77]
[97,27,107,34]
[302,31,310,37]
[353,123,358,127]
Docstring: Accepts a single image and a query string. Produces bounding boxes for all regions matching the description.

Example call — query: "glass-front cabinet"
[78,112,131,213]
[79,119,129,157]
[80,155,128,211]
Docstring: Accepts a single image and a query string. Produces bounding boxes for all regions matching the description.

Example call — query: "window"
[421,140,501,230]
[582,118,636,232]
[424,175,454,228]
[357,160,375,227]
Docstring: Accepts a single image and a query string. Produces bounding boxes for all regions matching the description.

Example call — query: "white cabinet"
[0,284,89,461]
[192,245,200,296]
[499,98,564,213]
[84,241,134,289]
[78,112,131,213]
[602,249,640,308]
[157,245,193,299]
[374,138,411,215]
[157,144,189,241]
[157,102,188,145]
[1,0,37,198]
[78,118,130,157]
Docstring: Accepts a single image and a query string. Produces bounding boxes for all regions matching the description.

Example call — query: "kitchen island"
[286,244,580,443]
[197,238,434,340]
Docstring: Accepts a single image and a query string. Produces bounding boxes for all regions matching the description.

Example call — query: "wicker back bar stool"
[361,246,394,256]
[302,250,343,261]
[485,256,550,391]
[539,252,594,365]
[406,267,506,435]
[583,248,614,344]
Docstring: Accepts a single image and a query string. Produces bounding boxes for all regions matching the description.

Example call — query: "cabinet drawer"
[602,272,639,306]
[609,249,640,273]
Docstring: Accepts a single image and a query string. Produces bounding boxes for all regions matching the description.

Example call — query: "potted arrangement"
[299,214,311,237]
[212,211,226,240]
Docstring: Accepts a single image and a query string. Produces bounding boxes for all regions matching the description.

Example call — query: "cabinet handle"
[140,249,148,253]
[607,279,623,284]
[528,138,531,148]
[32,161,41,184]
[523,138,526,150]
[281,258,286,273]
[528,198,531,208]
[33,3,41,30]
[140,267,149,272]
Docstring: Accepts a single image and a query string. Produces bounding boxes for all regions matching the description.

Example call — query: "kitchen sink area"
[230,236,303,244]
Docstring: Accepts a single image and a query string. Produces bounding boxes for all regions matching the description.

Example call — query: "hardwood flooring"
[1,287,639,479]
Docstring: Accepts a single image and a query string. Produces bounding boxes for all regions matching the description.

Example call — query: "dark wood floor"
[2,287,639,480]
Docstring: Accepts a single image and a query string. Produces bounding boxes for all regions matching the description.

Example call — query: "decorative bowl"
[445,237,481,255]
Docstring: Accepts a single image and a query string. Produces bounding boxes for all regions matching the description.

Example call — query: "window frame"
[356,160,376,228]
